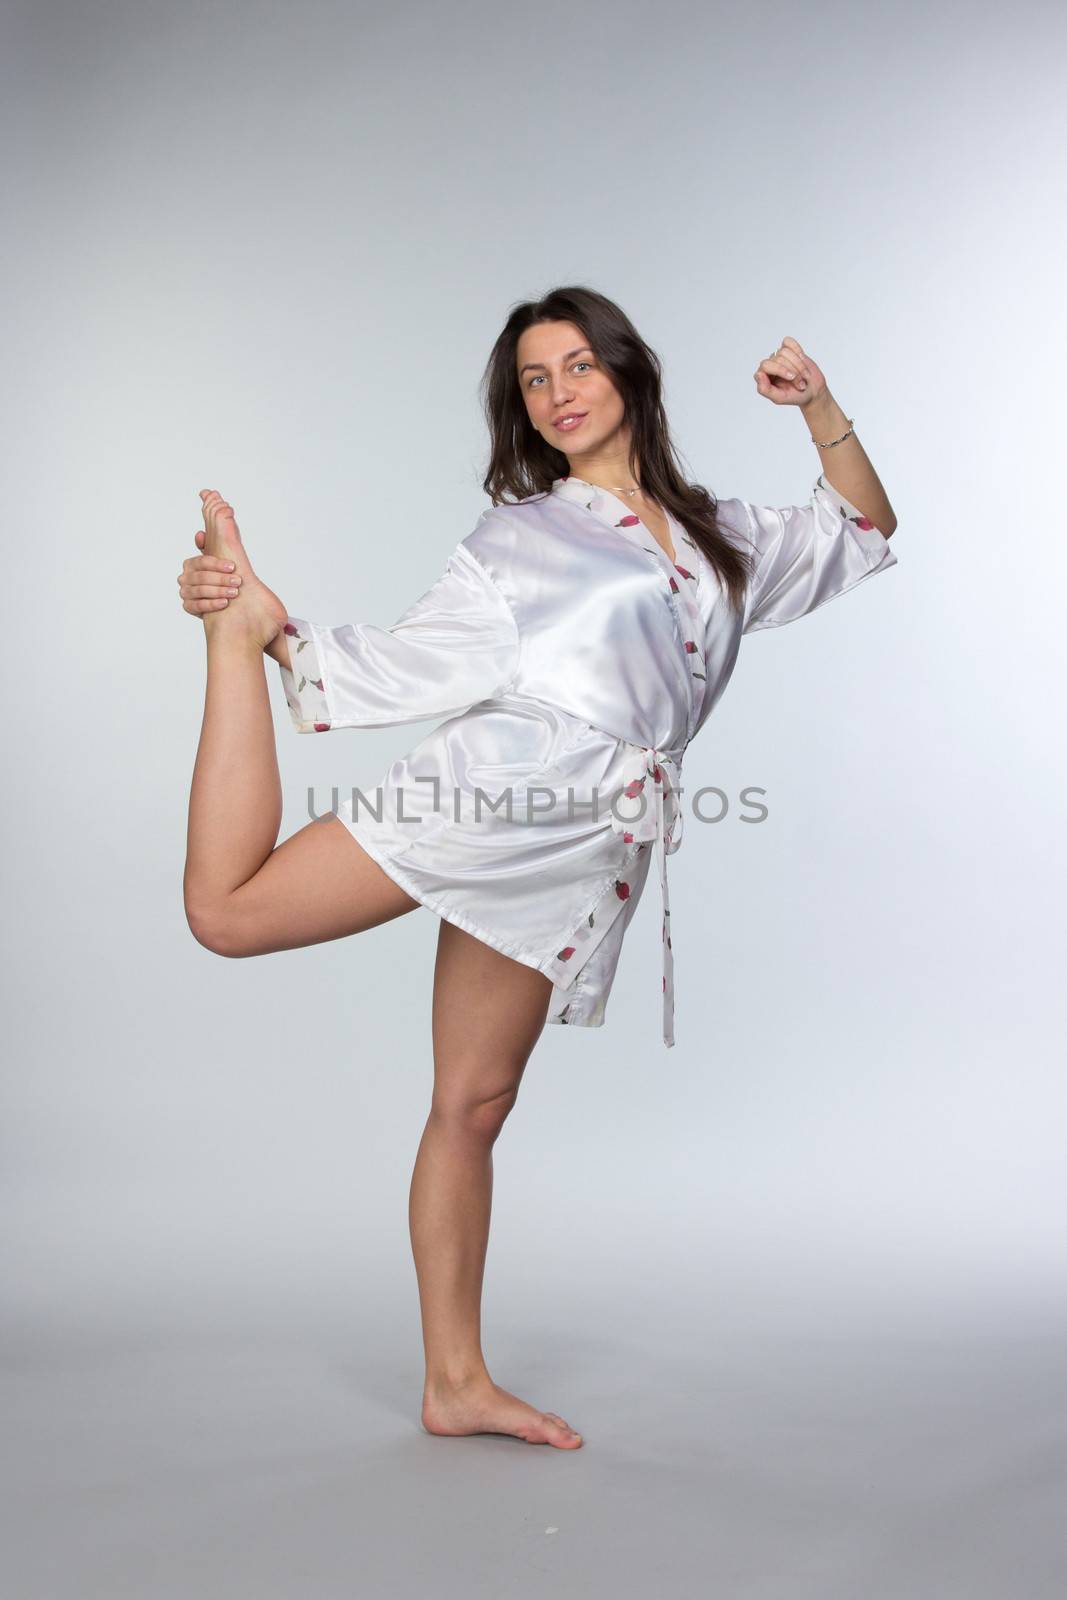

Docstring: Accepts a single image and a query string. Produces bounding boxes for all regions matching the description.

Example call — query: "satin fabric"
[279,472,898,1047]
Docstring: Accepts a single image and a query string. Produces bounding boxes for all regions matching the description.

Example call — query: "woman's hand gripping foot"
[185,489,288,651]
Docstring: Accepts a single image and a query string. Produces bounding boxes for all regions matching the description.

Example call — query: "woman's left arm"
[754,336,897,538]
[801,392,897,538]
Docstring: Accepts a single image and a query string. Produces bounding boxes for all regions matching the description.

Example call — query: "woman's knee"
[185,888,263,958]
[185,897,246,958]
[430,1078,523,1142]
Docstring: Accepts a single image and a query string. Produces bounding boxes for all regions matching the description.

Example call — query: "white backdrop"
[4,1,1066,1593]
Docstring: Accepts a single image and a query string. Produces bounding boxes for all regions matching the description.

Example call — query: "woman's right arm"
[178,521,520,731]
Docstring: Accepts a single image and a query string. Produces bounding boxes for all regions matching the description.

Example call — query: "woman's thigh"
[430,919,555,1113]
[202,813,421,957]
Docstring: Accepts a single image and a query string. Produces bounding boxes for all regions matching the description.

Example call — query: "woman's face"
[516,320,626,462]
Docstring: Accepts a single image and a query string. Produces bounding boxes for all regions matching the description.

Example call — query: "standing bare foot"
[197,489,287,650]
[422,1376,584,1448]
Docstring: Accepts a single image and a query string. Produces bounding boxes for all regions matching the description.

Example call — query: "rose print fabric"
[277,471,897,1047]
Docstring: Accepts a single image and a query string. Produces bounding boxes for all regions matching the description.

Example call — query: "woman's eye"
[528,362,592,388]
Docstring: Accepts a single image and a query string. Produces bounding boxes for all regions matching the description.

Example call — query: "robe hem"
[540,840,650,994]
[332,808,644,1029]
[334,809,568,970]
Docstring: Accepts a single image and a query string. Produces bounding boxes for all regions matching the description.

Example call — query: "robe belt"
[608,741,686,1048]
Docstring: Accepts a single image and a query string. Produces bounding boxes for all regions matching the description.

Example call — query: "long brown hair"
[479,284,752,615]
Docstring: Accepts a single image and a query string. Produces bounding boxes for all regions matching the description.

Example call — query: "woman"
[179,286,898,1450]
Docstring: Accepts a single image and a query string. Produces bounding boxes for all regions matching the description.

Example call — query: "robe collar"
[549,474,693,565]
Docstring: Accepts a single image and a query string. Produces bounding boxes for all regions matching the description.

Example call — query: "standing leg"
[413,920,584,1449]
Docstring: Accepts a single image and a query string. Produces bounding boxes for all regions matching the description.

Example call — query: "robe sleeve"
[278,542,520,732]
[739,473,898,634]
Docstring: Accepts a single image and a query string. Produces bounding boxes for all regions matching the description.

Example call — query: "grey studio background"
[4,0,1066,1596]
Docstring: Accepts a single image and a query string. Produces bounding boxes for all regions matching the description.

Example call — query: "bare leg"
[413,921,584,1449]
[183,494,419,955]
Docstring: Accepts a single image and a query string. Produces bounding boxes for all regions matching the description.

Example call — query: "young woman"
[179,286,898,1450]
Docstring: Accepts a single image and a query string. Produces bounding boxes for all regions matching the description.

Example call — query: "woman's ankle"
[203,611,265,652]
[423,1361,492,1393]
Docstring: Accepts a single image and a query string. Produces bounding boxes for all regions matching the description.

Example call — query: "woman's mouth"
[553,413,588,432]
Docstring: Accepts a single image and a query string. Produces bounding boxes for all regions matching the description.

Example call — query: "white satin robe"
[279,472,898,1047]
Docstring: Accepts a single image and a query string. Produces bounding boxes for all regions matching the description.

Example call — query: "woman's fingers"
[183,551,238,575]
[761,353,803,381]
[178,549,242,613]
[753,350,810,402]
[179,557,240,584]
[179,593,238,615]
[770,335,808,378]
[178,574,241,596]
[182,580,241,597]
[753,339,824,407]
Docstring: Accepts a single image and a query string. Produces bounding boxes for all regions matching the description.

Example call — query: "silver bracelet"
[815,418,855,448]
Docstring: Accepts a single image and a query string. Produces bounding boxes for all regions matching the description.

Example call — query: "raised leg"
[413,920,584,1448]
[182,493,419,956]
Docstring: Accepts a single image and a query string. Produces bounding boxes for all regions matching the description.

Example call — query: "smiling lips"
[553,412,587,431]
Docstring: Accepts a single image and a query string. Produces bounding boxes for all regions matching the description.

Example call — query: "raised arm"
[737,337,899,632]
[753,335,897,539]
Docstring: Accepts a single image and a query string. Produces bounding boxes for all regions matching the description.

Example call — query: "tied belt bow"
[609,743,685,1047]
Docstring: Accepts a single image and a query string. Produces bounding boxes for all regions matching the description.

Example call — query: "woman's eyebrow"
[519,346,593,376]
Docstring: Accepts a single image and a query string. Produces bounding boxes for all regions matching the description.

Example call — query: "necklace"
[571,475,642,498]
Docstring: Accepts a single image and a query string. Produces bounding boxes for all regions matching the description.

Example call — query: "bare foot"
[422,1377,584,1448]
[197,489,287,651]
